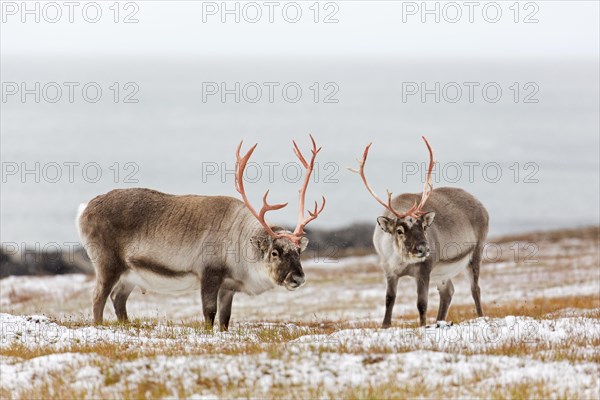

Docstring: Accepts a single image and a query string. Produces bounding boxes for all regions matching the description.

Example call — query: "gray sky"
[1,1,598,58]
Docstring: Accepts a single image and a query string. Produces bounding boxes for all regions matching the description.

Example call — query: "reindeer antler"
[411,136,435,217]
[236,142,289,239]
[236,135,326,246]
[292,135,326,236]
[348,136,435,219]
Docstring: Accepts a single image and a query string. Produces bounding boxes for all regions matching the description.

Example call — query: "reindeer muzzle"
[284,272,306,290]
[414,244,430,258]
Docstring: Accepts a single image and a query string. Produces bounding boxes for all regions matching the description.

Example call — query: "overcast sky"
[1,1,598,58]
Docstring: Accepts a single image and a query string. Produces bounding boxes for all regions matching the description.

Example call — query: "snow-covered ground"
[1,229,599,398]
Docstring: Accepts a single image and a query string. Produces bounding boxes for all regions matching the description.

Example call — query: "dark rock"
[0,246,93,278]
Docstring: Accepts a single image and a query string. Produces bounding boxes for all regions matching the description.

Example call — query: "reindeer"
[350,137,489,327]
[76,135,325,330]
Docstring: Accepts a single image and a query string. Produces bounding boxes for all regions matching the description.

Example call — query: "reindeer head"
[236,135,325,290]
[350,136,436,264]
[376,213,435,262]
[249,231,309,290]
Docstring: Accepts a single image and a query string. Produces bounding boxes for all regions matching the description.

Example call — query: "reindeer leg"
[467,244,484,317]
[382,274,399,328]
[416,264,431,327]
[436,279,455,322]
[110,280,136,323]
[217,288,235,331]
[200,268,225,329]
[92,256,124,324]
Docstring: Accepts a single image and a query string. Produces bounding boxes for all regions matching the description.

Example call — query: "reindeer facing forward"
[77,135,325,330]
[350,137,489,327]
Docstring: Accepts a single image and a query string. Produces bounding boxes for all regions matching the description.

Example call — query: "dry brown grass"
[448,294,600,322]
[310,375,577,400]
[2,372,579,400]
[0,341,138,362]
[463,330,600,363]
[491,225,600,244]
[0,368,582,400]
[351,294,600,328]
[5,287,36,304]
[6,294,595,362]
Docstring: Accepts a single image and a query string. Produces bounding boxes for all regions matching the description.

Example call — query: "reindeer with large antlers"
[77,135,325,329]
[350,137,489,327]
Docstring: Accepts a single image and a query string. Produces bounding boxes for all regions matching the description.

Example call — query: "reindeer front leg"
[382,274,399,328]
[416,265,431,326]
[200,268,225,329]
[217,288,235,331]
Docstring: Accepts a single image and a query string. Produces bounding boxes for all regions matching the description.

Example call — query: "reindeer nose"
[416,244,430,257]
[291,274,305,287]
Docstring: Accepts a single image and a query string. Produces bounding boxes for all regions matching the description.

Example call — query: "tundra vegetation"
[1,226,598,399]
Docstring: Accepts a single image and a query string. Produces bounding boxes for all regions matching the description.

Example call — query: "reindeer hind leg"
[111,279,136,322]
[467,244,484,317]
[92,254,126,324]
[436,279,455,322]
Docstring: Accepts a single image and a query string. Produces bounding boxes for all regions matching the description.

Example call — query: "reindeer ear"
[250,235,272,253]
[299,237,309,252]
[421,212,435,227]
[377,216,395,234]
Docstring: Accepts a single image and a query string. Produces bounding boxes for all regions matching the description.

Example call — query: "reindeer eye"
[396,228,404,235]
[271,250,279,257]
